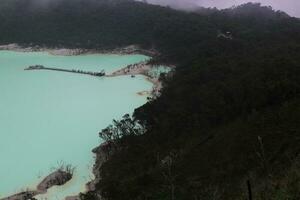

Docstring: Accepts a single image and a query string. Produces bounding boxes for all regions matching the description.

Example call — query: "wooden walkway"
[25,65,105,77]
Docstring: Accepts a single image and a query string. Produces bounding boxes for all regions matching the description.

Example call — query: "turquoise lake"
[0,51,152,199]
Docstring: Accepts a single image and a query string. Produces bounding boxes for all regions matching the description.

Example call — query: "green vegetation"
[1,0,300,199]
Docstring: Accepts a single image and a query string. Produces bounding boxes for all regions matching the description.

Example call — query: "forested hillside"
[1,0,300,199]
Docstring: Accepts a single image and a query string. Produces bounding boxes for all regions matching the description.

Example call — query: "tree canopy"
[1,1,300,199]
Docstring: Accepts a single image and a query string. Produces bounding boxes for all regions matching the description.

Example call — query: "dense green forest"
[1,0,300,199]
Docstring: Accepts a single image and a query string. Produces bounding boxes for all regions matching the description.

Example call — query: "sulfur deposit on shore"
[106,61,172,97]
[0,44,167,98]
[0,43,166,96]
[0,169,73,200]
[0,44,172,200]
[0,44,158,57]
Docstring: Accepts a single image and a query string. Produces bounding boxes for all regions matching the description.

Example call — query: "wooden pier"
[25,65,105,77]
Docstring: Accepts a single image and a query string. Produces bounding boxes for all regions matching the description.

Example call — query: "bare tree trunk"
[247,180,253,200]
[171,183,175,200]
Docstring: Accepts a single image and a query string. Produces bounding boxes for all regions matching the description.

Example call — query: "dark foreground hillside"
[1,0,300,199]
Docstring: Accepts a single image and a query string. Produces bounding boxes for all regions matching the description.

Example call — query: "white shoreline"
[0,170,73,200]
[106,61,171,98]
[0,43,158,57]
[0,43,171,98]
[0,44,173,200]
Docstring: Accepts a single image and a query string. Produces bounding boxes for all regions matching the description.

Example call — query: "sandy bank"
[0,44,158,57]
[0,44,173,200]
[1,169,73,200]
[106,61,172,97]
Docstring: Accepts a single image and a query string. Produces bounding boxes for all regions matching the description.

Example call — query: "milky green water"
[0,51,152,199]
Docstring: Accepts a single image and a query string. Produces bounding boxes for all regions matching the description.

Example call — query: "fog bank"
[143,0,300,18]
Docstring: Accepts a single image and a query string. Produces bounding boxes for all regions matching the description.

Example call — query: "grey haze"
[143,0,300,17]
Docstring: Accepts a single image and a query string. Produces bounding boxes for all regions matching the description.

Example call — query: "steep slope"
[0,1,300,199]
